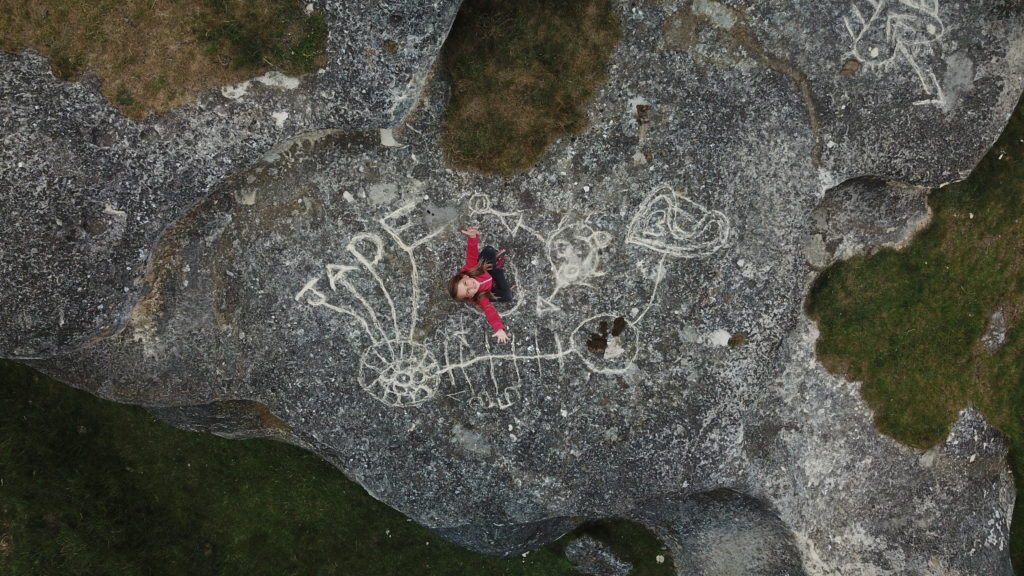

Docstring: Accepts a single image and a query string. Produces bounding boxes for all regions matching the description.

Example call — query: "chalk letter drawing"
[843,0,946,106]
[295,185,730,410]
[294,202,445,408]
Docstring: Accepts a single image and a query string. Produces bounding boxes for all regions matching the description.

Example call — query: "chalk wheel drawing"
[359,340,439,407]
[627,186,729,258]
[572,314,639,374]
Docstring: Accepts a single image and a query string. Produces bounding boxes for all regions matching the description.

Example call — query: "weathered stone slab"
[0,0,462,357]
[5,0,1024,574]
[804,177,931,268]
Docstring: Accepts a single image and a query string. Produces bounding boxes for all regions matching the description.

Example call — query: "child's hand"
[492,329,509,343]
[460,226,479,238]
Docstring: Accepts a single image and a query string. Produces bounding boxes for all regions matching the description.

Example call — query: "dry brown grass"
[442,0,620,175]
[0,0,326,118]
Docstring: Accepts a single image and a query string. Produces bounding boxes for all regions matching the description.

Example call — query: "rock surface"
[637,489,805,575]
[804,178,931,269]
[3,0,1024,574]
[0,0,462,358]
[564,536,633,576]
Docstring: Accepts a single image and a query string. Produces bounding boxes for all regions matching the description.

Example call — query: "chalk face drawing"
[843,0,946,106]
[550,223,612,291]
[295,185,729,409]
[465,193,599,315]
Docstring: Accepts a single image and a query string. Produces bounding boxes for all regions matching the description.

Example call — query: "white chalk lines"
[843,0,947,106]
[295,185,729,409]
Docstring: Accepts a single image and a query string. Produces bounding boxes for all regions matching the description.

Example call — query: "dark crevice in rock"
[434,517,580,557]
[147,399,292,440]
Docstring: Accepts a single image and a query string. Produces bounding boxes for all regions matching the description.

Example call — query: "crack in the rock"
[731,21,824,168]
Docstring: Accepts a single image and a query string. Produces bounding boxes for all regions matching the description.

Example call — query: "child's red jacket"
[461,236,504,332]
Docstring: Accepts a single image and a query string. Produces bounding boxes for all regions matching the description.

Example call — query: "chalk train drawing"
[440,324,534,410]
[843,0,946,106]
[295,185,729,409]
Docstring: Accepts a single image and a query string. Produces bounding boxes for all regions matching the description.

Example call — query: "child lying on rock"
[447,226,514,343]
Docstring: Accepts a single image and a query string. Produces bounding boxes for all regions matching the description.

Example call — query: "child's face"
[456,275,479,300]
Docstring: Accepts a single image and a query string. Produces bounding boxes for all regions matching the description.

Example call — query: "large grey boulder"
[0,0,462,358]
[4,0,1024,574]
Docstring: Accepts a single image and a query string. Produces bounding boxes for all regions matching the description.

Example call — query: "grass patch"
[806,96,1024,571]
[0,360,673,575]
[0,0,327,118]
[441,0,620,175]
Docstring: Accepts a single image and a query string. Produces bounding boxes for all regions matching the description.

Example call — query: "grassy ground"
[441,0,620,175]
[0,360,674,575]
[807,97,1024,571]
[0,0,326,118]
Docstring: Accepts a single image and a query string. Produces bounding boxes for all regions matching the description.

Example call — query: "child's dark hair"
[448,260,495,302]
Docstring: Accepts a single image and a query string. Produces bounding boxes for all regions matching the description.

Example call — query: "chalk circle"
[571,313,639,374]
[359,340,439,407]
[468,193,492,214]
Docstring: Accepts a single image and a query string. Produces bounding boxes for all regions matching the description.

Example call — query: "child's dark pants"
[480,245,514,303]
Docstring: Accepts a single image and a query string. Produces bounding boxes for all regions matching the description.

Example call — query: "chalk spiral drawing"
[295,186,729,409]
[843,0,946,106]
[626,184,730,259]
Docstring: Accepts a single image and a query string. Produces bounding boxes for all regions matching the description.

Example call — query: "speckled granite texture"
[3,1,1023,574]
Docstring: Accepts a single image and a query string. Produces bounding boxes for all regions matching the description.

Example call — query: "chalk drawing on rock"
[467,194,626,316]
[439,324,527,410]
[572,314,639,374]
[295,201,446,407]
[538,220,614,315]
[360,340,440,407]
[468,194,581,315]
[295,185,730,409]
[843,0,946,106]
[626,185,729,259]
[467,193,536,239]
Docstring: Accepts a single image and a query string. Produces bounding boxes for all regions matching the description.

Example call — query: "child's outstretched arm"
[461,226,479,269]
[476,298,509,343]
